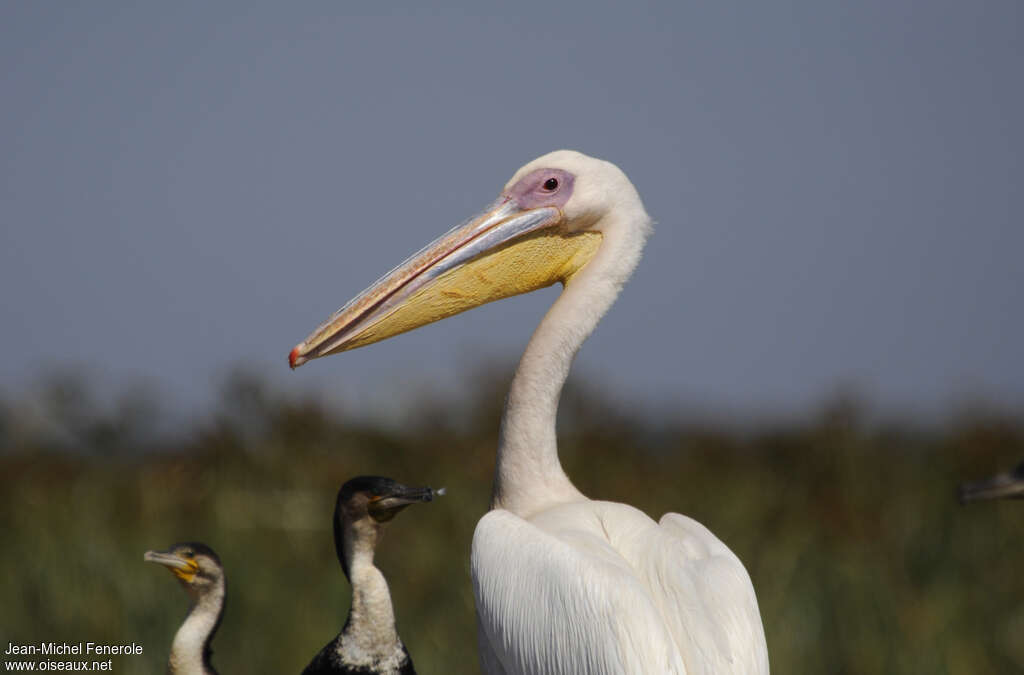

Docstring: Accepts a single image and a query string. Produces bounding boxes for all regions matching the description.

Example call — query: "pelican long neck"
[168,579,225,675]
[493,211,649,516]
[336,522,404,665]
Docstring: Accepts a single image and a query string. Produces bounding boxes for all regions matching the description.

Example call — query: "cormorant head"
[144,542,225,600]
[333,476,440,578]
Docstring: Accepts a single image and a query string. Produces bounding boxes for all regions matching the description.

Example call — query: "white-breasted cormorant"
[302,476,438,675]
[145,542,226,675]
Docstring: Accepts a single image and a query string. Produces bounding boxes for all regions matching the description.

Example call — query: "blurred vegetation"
[2,367,1024,674]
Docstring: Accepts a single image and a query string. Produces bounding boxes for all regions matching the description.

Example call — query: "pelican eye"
[543,178,559,191]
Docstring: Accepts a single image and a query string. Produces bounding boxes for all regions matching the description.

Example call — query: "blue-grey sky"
[1,1,1021,420]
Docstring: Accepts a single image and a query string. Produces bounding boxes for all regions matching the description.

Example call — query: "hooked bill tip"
[289,346,304,370]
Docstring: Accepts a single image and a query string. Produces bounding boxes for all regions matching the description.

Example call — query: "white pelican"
[289,150,769,674]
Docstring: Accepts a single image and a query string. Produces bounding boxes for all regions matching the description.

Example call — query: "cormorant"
[144,542,226,675]
[302,476,438,675]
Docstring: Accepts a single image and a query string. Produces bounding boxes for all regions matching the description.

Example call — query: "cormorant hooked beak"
[367,484,443,522]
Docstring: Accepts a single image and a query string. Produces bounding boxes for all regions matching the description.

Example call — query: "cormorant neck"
[168,579,225,675]
[492,210,649,517]
[335,538,406,670]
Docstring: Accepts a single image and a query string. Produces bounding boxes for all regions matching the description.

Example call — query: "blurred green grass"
[2,369,1023,673]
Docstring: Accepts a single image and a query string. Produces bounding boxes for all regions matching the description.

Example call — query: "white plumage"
[474,506,767,674]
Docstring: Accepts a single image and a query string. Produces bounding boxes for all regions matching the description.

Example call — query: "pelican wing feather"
[472,503,768,675]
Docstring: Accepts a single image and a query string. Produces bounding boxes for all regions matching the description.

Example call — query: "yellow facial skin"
[170,559,199,584]
[329,229,603,354]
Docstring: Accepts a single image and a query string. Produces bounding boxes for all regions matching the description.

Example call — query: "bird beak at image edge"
[959,465,1024,504]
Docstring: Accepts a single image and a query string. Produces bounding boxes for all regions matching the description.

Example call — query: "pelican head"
[289,150,648,367]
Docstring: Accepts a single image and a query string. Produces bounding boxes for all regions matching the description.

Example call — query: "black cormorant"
[144,542,226,675]
[302,476,439,675]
